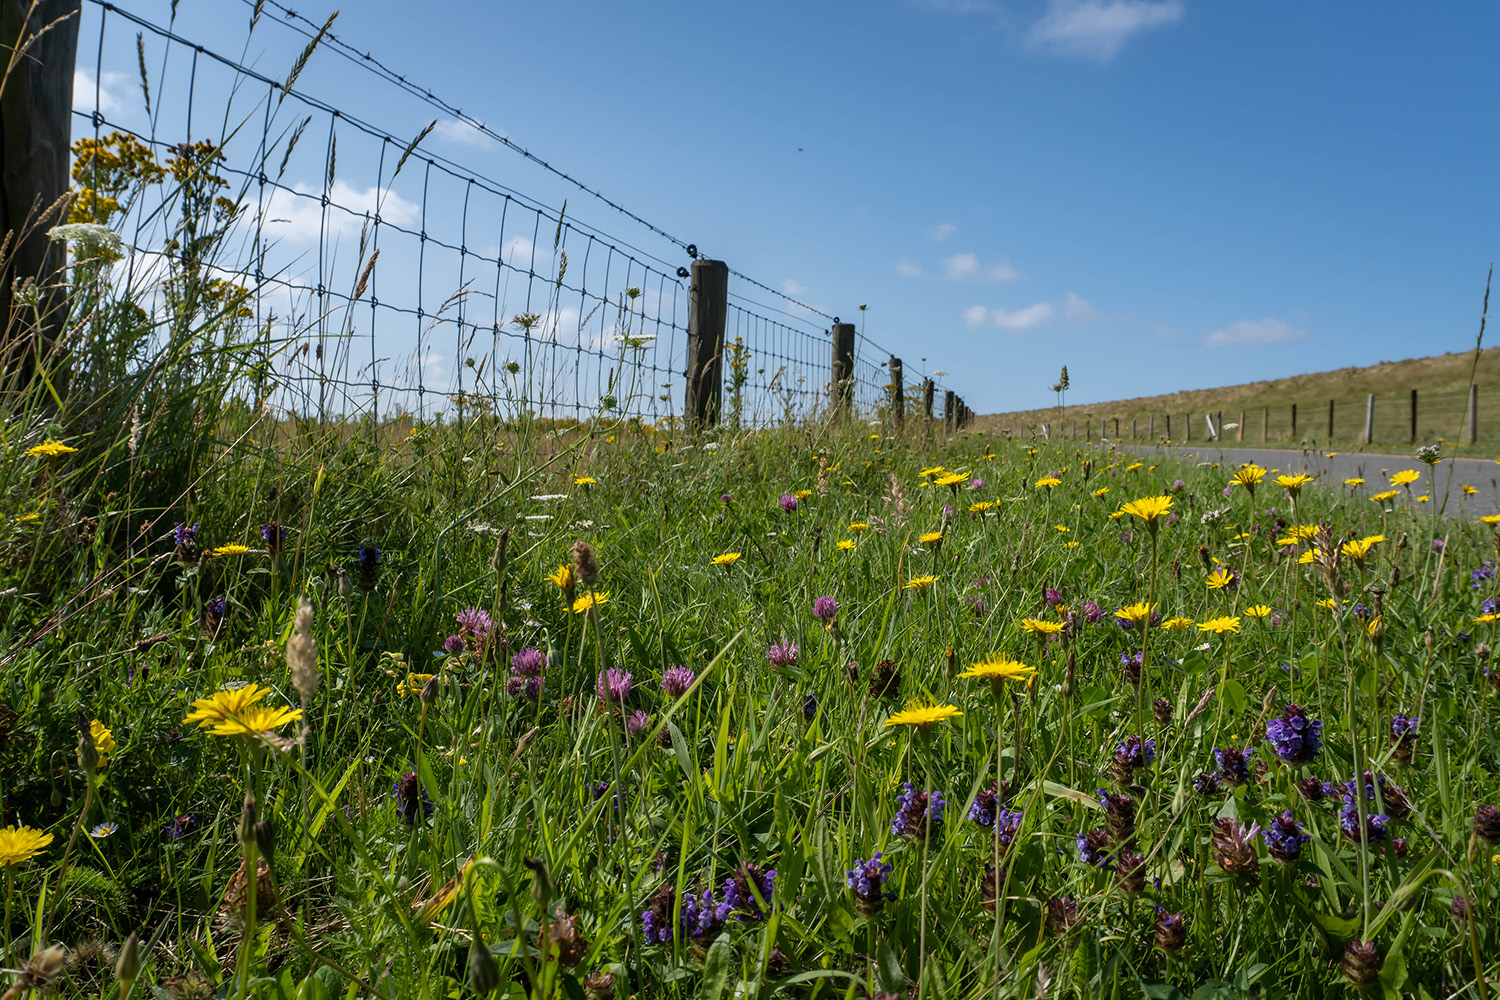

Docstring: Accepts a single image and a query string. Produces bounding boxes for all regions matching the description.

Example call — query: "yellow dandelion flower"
[969,501,995,512]
[1275,535,1301,547]
[573,591,609,614]
[1230,464,1266,489]
[1197,616,1242,635]
[397,673,435,697]
[849,522,870,532]
[1243,605,1272,619]
[918,466,946,477]
[1479,515,1500,525]
[1341,535,1385,560]
[1161,616,1195,630]
[934,472,968,487]
[711,552,742,565]
[1093,487,1110,497]
[1462,484,1477,495]
[794,489,813,499]
[547,564,574,589]
[1275,474,1315,494]
[25,440,77,458]
[958,657,1036,682]
[90,720,115,765]
[1390,469,1420,487]
[1344,478,1365,487]
[1120,495,1173,524]
[836,539,855,550]
[184,683,271,728]
[1476,612,1500,624]
[919,531,944,544]
[1297,550,1316,564]
[1108,509,1127,519]
[210,544,252,557]
[1019,617,1065,636]
[1035,476,1062,489]
[1364,615,1384,639]
[574,476,597,485]
[208,704,303,738]
[1114,602,1154,626]
[904,575,939,590]
[1370,490,1400,503]
[0,825,54,866]
[1417,495,1430,503]
[1206,568,1236,589]
[1316,598,1338,610]
[1124,462,1144,472]
[883,702,963,728]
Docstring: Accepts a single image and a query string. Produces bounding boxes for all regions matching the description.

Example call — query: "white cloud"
[258,180,420,243]
[930,222,956,242]
[941,252,1021,282]
[1200,318,1308,349]
[783,278,810,297]
[916,0,997,11]
[73,70,128,116]
[895,261,923,278]
[1030,0,1183,62]
[963,301,1057,331]
[433,118,502,149]
[1063,292,1103,322]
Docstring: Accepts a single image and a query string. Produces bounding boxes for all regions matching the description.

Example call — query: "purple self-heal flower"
[260,522,287,554]
[1472,561,1495,589]
[393,771,434,824]
[1109,735,1156,781]
[1266,704,1323,763]
[1264,811,1310,863]
[892,782,945,839]
[723,863,776,921]
[1077,827,1112,869]
[1214,746,1255,785]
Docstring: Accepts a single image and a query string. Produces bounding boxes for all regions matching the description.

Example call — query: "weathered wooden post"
[1185,413,1191,441]
[1132,417,1137,439]
[1468,385,1478,445]
[831,322,856,418]
[1113,417,1120,439]
[685,259,728,426]
[1364,394,1374,445]
[1409,389,1417,444]
[944,389,956,434]
[889,356,904,429]
[922,378,934,423]
[1290,403,1298,440]
[0,0,82,390]
[1262,407,1269,443]
[1238,411,1245,442]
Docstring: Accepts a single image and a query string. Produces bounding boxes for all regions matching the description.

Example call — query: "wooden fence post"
[831,322,856,418]
[1262,407,1269,443]
[1468,385,1478,445]
[1185,413,1191,441]
[1364,394,1374,445]
[1409,389,1417,444]
[1290,403,1297,439]
[1216,410,1223,441]
[1163,414,1168,439]
[1113,417,1119,439]
[889,356,904,429]
[1327,399,1335,441]
[922,379,934,422]
[944,390,957,434]
[1237,411,1245,442]
[1132,417,1137,439]
[685,259,728,427]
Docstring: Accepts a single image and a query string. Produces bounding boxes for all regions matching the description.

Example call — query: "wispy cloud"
[1200,318,1307,349]
[74,69,128,116]
[930,222,956,242]
[1030,0,1183,62]
[432,118,502,149]
[1063,292,1102,322]
[895,261,923,278]
[258,180,420,243]
[963,301,1057,331]
[941,252,1021,282]
[783,278,810,297]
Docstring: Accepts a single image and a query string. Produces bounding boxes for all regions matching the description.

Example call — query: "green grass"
[979,346,1500,456]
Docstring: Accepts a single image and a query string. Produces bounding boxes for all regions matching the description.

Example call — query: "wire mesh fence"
[64,0,961,431]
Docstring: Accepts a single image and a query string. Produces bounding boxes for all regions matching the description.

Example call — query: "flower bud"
[420,674,441,706]
[77,710,99,774]
[254,816,277,867]
[239,794,258,848]
[115,932,142,995]
[467,934,500,994]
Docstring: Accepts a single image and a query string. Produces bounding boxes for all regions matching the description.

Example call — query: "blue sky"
[74,1,1499,413]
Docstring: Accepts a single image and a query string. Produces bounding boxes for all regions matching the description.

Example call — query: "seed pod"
[254,817,277,867]
[239,794,258,847]
[115,932,142,995]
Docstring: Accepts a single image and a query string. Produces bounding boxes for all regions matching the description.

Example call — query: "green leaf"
[1220,678,1247,715]
[701,933,732,1000]
[876,940,905,993]
[1378,912,1413,1000]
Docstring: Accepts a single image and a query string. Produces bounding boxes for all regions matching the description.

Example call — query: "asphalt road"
[1123,444,1500,519]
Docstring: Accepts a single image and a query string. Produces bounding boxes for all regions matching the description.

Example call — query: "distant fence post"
[922,378,934,422]
[1185,413,1191,441]
[1290,403,1297,440]
[889,356,904,429]
[1364,394,1374,444]
[1162,414,1168,439]
[1409,389,1417,444]
[831,322,856,418]
[944,389,956,434]
[1468,385,1478,445]
[1113,417,1120,439]
[1215,410,1223,440]
[685,259,728,427]
[1327,399,1335,441]
[1262,407,1269,443]
[1237,411,1245,442]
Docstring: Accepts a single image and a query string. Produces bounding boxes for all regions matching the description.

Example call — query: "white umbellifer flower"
[931,370,949,377]
[530,494,569,501]
[48,222,125,264]
[523,514,554,521]
[702,442,719,451]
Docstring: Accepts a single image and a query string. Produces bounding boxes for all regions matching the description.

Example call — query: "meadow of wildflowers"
[2,418,1500,1000]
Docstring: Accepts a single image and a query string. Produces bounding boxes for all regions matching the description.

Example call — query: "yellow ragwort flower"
[1197,616,1242,635]
[574,476,597,485]
[1093,487,1110,497]
[904,575,939,590]
[547,564,574,590]
[0,825,54,866]
[849,522,870,532]
[711,552,742,565]
[883,702,963,728]
[1114,603,1154,626]
[1120,495,1173,524]
[573,591,609,614]
[1315,598,1338,610]
[969,501,995,512]
[25,440,77,458]
[1390,469,1420,487]
[1019,617,1065,636]
[1344,478,1365,487]
[1462,484,1478,495]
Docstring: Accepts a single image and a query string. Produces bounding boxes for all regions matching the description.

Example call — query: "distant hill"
[975,346,1500,451]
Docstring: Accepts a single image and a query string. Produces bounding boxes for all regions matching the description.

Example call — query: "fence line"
[999,385,1488,450]
[57,0,976,432]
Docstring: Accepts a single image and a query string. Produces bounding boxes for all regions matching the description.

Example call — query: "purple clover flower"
[661,665,696,698]
[627,710,653,737]
[596,667,632,704]
[443,635,466,655]
[813,596,838,623]
[1081,600,1105,624]
[1044,588,1064,607]
[511,647,545,676]
[766,640,799,669]
[779,493,799,513]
